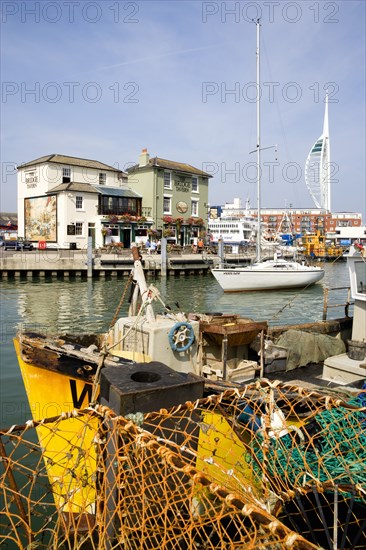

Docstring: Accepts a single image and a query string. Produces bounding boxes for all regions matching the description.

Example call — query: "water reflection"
[0,261,352,427]
[4,262,351,335]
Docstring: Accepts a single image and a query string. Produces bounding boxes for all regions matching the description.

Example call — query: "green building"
[127,149,212,246]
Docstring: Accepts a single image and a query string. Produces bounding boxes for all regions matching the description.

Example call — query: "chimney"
[138,148,150,167]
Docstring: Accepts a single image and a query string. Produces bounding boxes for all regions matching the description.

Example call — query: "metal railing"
[322,286,354,320]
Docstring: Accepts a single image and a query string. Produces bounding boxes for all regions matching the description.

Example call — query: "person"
[150,240,157,254]
[145,239,151,254]
[192,236,198,253]
[197,238,204,253]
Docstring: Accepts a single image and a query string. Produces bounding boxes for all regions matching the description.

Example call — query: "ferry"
[208,216,256,252]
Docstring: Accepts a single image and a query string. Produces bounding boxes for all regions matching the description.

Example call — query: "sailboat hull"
[211,261,324,292]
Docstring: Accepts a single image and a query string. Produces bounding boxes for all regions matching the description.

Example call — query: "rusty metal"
[322,286,353,321]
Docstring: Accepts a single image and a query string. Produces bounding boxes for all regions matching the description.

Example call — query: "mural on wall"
[24,195,57,241]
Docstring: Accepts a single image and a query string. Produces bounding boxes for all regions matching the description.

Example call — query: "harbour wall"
[0,250,227,279]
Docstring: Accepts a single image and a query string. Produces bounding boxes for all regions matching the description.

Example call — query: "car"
[18,239,34,250]
[4,240,34,251]
[4,240,22,250]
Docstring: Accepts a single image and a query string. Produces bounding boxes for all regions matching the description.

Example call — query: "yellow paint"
[14,338,98,514]
[196,411,261,498]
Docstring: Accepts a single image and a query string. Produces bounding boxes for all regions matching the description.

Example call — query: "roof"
[47,182,100,194]
[17,154,126,174]
[47,182,141,198]
[127,156,212,177]
[0,212,17,226]
[93,186,141,198]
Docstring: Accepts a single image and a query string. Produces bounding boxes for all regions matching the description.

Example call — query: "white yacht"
[211,21,324,292]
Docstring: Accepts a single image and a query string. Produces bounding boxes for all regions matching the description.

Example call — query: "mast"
[255,19,261,262]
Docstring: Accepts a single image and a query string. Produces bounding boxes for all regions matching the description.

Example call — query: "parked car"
[19,240,34,250]
[4,240,34,251]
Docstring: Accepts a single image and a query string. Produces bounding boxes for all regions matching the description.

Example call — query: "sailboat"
[211,20,324,292]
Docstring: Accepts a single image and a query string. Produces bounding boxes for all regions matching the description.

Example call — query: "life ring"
[168,322,195,352]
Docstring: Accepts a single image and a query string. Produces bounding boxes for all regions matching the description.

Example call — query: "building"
[305,94,331,211]
[17,154,146,249]
[259,208,362,236]
[213,198,362,238]
[0,213,17,233]
[127,149,212,245]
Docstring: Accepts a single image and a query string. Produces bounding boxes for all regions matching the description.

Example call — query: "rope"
[270,280,317,321]
[90,273,134,405]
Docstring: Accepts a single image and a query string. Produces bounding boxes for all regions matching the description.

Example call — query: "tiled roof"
[17,154,125,173]
[47,182,141,198]
[128,157,212,177]
[47,182,100,194]
[0,212,17,226]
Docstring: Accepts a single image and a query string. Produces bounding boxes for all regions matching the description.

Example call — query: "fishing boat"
[5,237,366,548]
[211,21,324,292]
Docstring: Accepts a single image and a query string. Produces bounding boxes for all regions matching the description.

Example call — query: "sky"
[1,0,365,218]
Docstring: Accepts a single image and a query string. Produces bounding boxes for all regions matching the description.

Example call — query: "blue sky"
[1,0,365,218]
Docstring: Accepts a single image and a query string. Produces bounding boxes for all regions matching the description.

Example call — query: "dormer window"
[62,167,71,183]
[99,172,106,185]
[192,176,198,192]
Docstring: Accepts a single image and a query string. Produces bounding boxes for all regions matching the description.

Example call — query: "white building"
[17,154,145,249]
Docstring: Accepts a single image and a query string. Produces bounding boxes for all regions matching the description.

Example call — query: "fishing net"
[1,380,365,549]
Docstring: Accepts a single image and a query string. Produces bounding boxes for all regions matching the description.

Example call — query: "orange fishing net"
[1,380,365,549]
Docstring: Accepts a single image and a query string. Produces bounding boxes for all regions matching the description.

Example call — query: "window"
[191,176,198,192]
[163,196,171,213]
[62,167,71,183]
[191,200,198,216]
[75,196,83,209]
[99,195,139,215]
[99,172,106,185]
[105,224,119,236]
[75,222,83,235]
[164,172,171,189]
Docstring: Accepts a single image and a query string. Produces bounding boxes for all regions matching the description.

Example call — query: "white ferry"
[208,216,256,252]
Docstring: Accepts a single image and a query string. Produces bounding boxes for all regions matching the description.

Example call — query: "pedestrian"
[145,239,151,254]
[150,240,157,254]
[197,238,204,253]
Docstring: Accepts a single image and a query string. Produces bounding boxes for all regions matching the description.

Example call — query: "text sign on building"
[174,175,190,193]
[25,171,38,189]
[67,225,76,235]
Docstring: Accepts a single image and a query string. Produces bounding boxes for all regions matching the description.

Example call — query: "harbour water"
[0,262,351,428]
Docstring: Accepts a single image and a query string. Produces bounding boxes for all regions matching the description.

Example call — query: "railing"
[141,207,152,218]
[322,286,354,320]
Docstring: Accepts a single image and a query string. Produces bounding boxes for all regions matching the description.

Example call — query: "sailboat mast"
[256,19,261,262]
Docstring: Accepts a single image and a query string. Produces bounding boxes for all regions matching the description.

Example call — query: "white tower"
[305,94,331,211]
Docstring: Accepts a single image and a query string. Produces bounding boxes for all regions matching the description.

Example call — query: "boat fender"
[168,322,195,352]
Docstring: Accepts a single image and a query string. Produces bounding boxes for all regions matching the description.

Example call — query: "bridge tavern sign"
[174,175,190,192]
